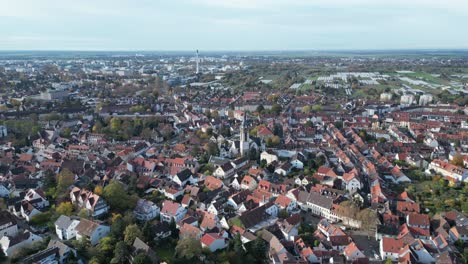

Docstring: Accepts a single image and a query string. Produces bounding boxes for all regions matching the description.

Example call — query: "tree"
[94,185,103,195]
[78,208,90,219]
[102,180,138,212]
[124,224,143,245]
[111,215,126,239]
[175,237,202,260]
[133,253,152,264]
[0,247,6,262]
[29,212,52,226]
[271,104,282,115]
[250,235,267,260]
[110,118,121,132]
[335,201,359,219]
[266,135,281,147]
[278,209,289,219]
[56,202,73,216]
[311,105,322,112]
[302,105,312,113]
[110,241,129,264]
[98,236,116,258]
[142,221,153,242]
[384,258,393,264]
[204,142,219,156]
[56,169,74,198]
[357,208,377,231]
[256,104,265,114]
[450,153,464,167]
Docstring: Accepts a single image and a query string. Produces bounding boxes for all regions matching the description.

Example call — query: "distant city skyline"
[0,0,467,51]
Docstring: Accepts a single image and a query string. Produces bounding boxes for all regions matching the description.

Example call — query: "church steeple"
[240,113,249,157]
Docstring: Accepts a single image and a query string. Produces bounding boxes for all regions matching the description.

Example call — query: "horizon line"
[1,48,468,53]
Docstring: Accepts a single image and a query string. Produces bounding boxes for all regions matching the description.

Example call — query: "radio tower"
[196,49,199,74]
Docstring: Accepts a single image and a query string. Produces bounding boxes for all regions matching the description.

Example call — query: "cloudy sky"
[0,0,467,50]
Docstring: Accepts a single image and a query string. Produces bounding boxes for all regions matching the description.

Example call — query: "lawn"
[155,243,176,263]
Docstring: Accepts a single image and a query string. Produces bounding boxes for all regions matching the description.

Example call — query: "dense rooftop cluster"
[0,51,467,263]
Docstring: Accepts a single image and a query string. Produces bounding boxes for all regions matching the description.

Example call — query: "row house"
[70,187,109,217]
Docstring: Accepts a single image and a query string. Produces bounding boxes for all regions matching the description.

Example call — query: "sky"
[0,0,467,51]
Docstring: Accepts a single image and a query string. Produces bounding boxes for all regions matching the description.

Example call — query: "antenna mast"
[196,49,199,74]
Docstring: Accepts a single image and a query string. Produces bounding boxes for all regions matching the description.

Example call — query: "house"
[22,247,60,264]
[47,239,77,263]
[173,168,196,186]
[379,237,402,261]
[201,233,227,252]
[213,162,235,179]
[179,223,203,239]
[274,195,297,213]
[428,159,468,182]
[160,200,186,223]
[260,150,278,164]
[343,242,365,261]
[18,200,44,222]
[133,199,160,221]
[227,190,251,210]
[0,231,43,256]
[295,175,310,186]
[342,172,361,193]
[208,200,224,216]
[55,215,80,240]
[70,187,109,217]
[0,182,12,198]
[275,162,292,176]
[296,191,338,222]
[449,226,468,243]
[75,218,110,246]
[231,157,249,170]
[24,188,49,208]
[240,175,258,190]
[0,211,18,240]
[204,175,224,191]
[278,214,300,241]
[407,213,430,229]
[153,221,172,240]
[396,201,420,216]
[132,237,159,263]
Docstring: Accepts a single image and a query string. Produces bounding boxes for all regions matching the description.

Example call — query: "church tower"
[240,114,249,156]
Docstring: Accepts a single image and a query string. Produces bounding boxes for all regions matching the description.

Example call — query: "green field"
[402,72,447,85]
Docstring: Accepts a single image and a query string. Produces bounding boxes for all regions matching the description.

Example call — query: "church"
[229,114,261,158]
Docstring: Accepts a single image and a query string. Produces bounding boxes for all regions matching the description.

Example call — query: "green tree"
[110,118,122,132]
[78,208,90,219]
[271,104,282,115]
[278,209,289,219]
[133,253,152,264]
[256,104,265,113]
[111,215,126,238]
[56,202,73,216]
[102,180,138,212]
[250,235,267,260]
[110,241,129,264]
[56,169,75,198]
[175,237,202,260]
[98,236,116,258]
[124,224,143,245]
[142,222,153,242]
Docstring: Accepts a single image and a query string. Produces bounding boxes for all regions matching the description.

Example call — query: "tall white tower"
[240,114,249,157]
[196,49,199,74]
